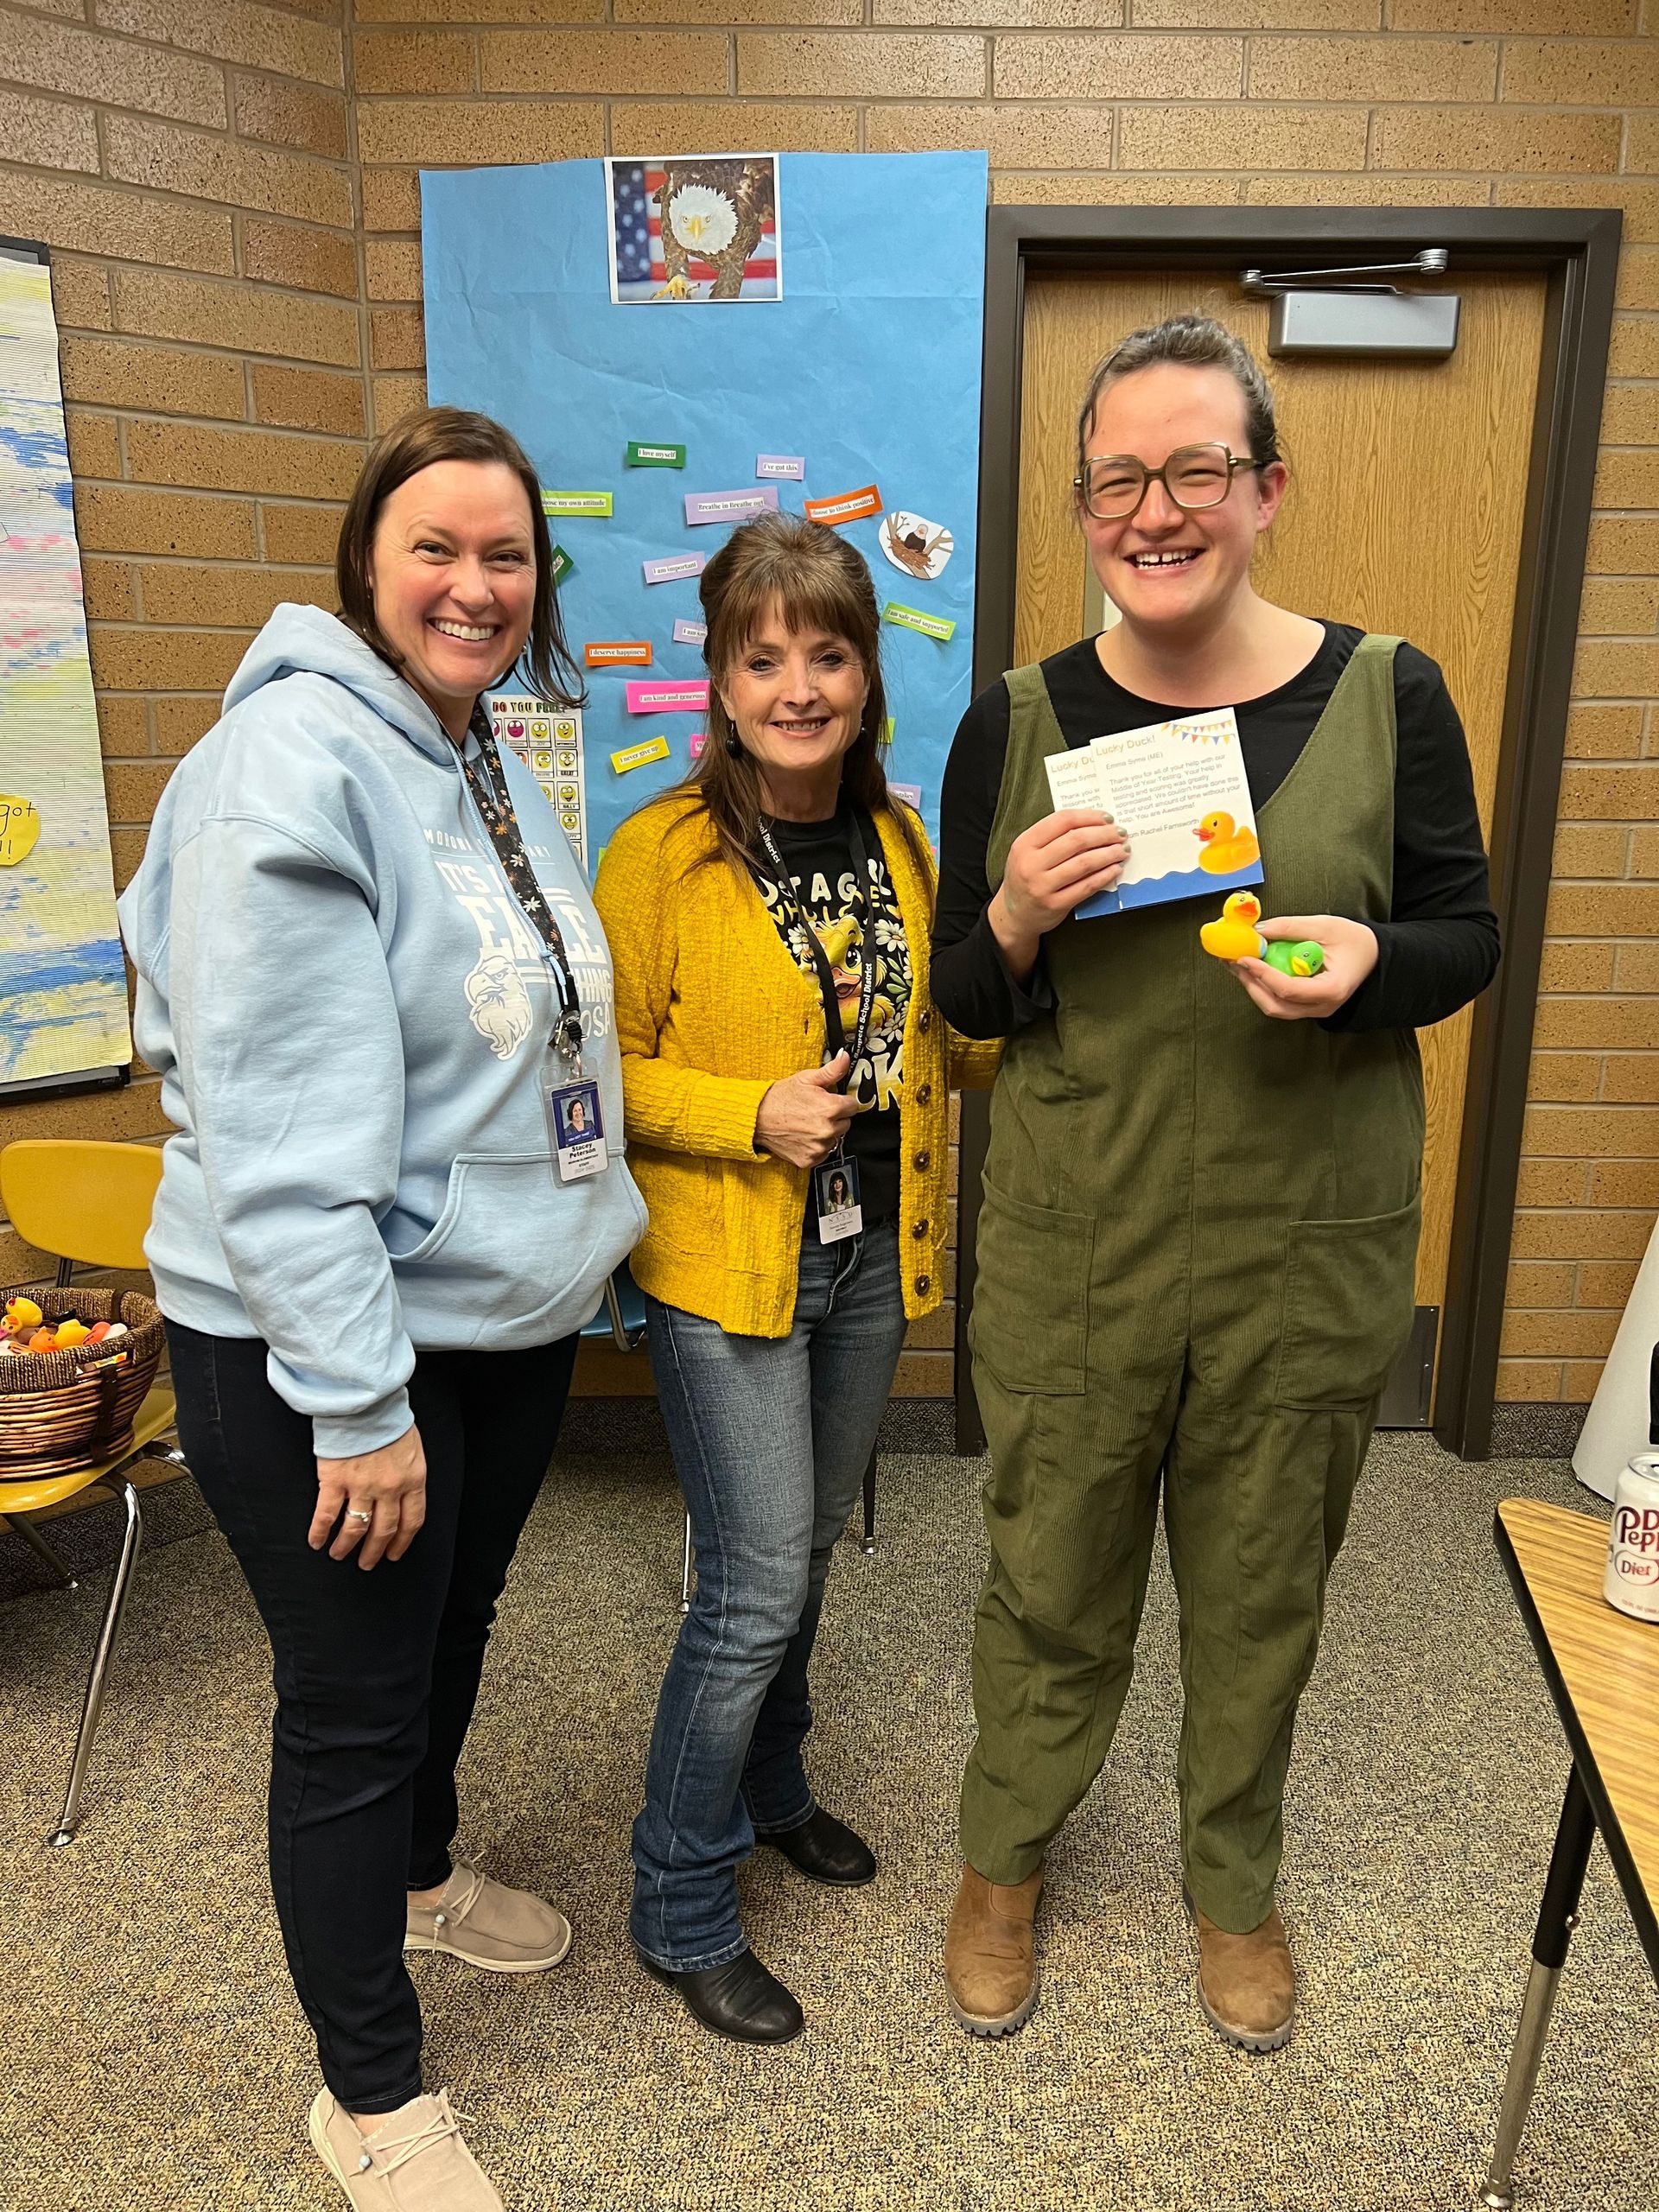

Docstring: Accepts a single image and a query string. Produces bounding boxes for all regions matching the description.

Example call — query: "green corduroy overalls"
[961,635,1425,1933]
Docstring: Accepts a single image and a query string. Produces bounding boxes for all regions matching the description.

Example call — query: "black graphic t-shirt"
[755,801,912,1225]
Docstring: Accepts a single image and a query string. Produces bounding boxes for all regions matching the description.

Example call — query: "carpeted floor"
[2,1423,1655,2212]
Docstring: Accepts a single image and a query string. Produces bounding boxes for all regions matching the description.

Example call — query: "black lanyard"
[459,708,584,1066]
[755,805,879,1081]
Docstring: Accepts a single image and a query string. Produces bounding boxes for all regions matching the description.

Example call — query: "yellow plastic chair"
[0,1138,189,1845]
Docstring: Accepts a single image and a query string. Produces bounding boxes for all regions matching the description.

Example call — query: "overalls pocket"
[1273,1193,1421,1411]
[969,1176,1094,1395]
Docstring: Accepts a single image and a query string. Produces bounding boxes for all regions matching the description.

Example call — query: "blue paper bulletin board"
[420,153,988,866]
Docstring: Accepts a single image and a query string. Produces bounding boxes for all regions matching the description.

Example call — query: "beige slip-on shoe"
[1186,1892,1296,2053]
[404,1865,572,1974]
[944,1863,1045,2037]
[308,2089,504,2211]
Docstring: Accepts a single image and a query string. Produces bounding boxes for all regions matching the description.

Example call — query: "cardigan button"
[912,1218,929,1239]
[915,1274,931,1295]
[914,1151,931,1172]
[917,1009,931,1031]
[915,1083,932,1105]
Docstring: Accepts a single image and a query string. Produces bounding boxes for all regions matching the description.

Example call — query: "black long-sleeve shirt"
[931,624,1500,1039]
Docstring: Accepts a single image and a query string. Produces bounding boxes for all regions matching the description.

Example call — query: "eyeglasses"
[1073,442,1268,522]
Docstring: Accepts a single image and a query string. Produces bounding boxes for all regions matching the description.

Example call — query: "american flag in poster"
[606,156,783,304]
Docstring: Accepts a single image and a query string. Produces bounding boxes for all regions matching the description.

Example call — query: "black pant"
[166,1320,577,2113]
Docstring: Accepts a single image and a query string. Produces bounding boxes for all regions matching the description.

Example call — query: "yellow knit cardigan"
[594,792,1001,1338]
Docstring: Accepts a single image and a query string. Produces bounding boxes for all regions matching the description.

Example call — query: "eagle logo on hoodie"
[464,950,534,1061]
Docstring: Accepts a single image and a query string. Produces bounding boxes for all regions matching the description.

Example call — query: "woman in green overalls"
[931,315,1499,2050]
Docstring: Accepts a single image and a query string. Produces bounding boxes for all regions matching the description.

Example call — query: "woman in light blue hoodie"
[120,409,645,2212]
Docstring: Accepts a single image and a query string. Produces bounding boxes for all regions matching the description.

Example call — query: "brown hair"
[335,404,583,708]
[1074,313,1283,492]
[670,508,931,895]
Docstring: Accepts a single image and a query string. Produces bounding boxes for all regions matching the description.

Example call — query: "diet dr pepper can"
[1604,1344,1659,1624]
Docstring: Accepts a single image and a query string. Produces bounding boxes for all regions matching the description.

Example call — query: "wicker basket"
[0,1287,165,1481]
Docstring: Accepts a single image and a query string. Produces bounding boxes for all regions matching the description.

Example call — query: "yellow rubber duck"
[1198,891,1266,963]
[1195,811,1261,874]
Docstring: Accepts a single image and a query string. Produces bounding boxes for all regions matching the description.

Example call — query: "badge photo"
[814,1157,863,1243]
[548,1078,608,1183]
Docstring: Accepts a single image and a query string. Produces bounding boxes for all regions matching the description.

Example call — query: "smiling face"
[718,595,869,811]
[367,459,537,739]
[1079,363,1287,645]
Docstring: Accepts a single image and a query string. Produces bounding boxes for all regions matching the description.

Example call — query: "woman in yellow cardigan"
[595,511,995,2046]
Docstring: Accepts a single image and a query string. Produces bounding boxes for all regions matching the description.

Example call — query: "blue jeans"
[631,1220,907,1972]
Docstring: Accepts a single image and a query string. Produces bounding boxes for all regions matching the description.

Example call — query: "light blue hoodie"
[119,605,645,1457]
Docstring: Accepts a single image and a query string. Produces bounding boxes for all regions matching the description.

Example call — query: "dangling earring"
[725,732,742,758]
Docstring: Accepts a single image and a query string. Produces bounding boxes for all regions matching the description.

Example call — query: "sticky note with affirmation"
[889,781,923,810]
[0,793,41,867]
[684,487,779,527]
[804,485,881,526]
[690,732,709,759]
[643,553,706,585]
[626,679,709,715]
[612,734,672,774]
[672,618,708,646]
[548,543,575,584]
[585,640,652,668]
[627,442,686,468]
[541,490,612,518]
[756,454,804,480]
[883,601,956,643]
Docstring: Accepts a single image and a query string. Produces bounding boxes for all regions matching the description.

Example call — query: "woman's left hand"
[1230,913,1379,1022]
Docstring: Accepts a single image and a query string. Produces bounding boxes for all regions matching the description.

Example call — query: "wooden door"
[1013,269,1547,1416]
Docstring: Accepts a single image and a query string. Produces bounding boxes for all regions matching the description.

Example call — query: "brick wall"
[4,0,1658,1406]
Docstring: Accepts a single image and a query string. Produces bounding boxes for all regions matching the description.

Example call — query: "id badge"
[546,1077,608,1184]
[814,1155,862,1243]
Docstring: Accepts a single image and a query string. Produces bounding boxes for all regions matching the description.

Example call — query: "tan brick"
[0,87,99,175]
[1599,385,1659,446]
[1514,1160,1589,1206]
[1617,251,1659,316]
[1503,38,1659,106]
[241,217,359,302]
[1375,109,1619,175]
[262,501,343,563]
[81,556,136,621]
[1536,997,1659,1051]
[62,407,120,479]
[95,0,343,87]
[89,626,251,696]
[1561,1358,1606,1401]
[370,306,423,372]
[1630,118,1659,178]
[1548,881,1659,935]
[1590,1160,1659,1204]
[353,32,475,92]
[126,419,360,499]
[250,363,365,436]
[58,334,245,421]
[1630,827,1659,874]
[49,258,112,332]
[355,99,603,166]
[1568,649,1659,704]
[874,0,1118,21]
[0,172,233,275]
[231,74,348,162]
[153,695,222,754]
[994,171,1241,201]
[1507,1260,1577,1306]
[1497,179,1659,245]
[1138,0,1375,18]
[354,0,602,16]
[94,694,149,759]
[1579,1258,1643,1306]
[1567,703,1644,759]
[113,269,359,367]
[1500,1307,1619,1357]
[75,484,257,558]
[102,760,177,823]
[1614,942,1659,988]
[365,238,421,302]
[103,115,353,231]
[1122,103,1365,169]
[617,0,858,16]
[481,29,726,93]
[0,12,226,124]
[359,168,422,232]
[993,31,1239,97]
[1588,515,1659,574]
[869,100,1114,164]
[1393,0,1633,24]
[740,32,985,96]
[1593,448,1659,510]
[1250,34,1495,102]
[1515,1209,1649,1262]
[1524,1102,1659,1155]
[1540,940,1617,991]
[1580,579,1659,635]
[372,372,428,433]
[1608,320,1659,380]
[611,100,859,154]
[1601,1054,1659,1102]
[1236,171,1492,206]
[1496,1359,1565,1402]
[1552,823,1628,877]
[1529,1052,1601,1101]
[139,561,334,626]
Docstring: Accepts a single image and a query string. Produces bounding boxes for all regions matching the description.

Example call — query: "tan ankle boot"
[944,1864,1043,2037]
[1188,1897,1296,2053]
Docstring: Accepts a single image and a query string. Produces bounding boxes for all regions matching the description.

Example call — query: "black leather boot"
[760,1806,877,1887]
[638,1946,804,2044]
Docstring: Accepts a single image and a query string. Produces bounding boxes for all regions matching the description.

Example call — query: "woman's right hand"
[754,1050,859,1168]
[989,809,1130,983]
[311,1423,428,1570]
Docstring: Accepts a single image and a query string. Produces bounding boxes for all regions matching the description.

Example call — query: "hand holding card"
[988,809,1129,983]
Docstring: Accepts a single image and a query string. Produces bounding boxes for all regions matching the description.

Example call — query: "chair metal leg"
[50,1477,143,1848]
[861,1446,877,1555]
[1479,1764,1597,2209]
[680,1510,693,1615]
[4,1512,79,1589]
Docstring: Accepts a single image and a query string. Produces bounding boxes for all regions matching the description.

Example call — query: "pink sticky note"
[690,732,709,759]
[625,679,710,715]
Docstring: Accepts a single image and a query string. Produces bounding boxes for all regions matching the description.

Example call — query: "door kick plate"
[1376,1305,1439,1428]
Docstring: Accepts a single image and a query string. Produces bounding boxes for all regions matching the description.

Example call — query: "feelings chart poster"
[420,153,988,865]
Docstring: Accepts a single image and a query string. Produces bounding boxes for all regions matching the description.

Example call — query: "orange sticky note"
[584,640,652,668]
[804,485,881,526]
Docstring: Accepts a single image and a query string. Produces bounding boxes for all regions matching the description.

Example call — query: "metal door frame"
[955,205,1622,1463]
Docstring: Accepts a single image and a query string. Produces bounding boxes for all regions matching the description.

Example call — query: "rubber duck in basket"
[0,1295,129,1358]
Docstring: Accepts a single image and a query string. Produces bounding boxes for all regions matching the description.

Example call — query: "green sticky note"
[548,543,575,584]
[883,601,956,643]
[626,442,687,469]
[541,490,613,518]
